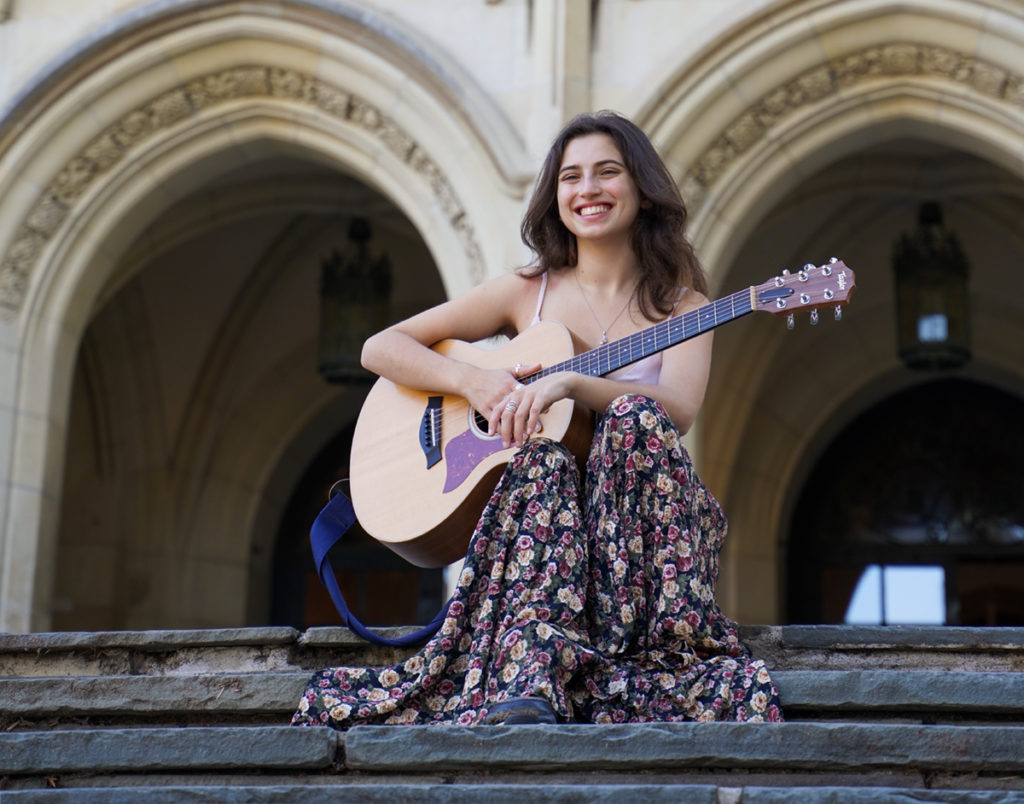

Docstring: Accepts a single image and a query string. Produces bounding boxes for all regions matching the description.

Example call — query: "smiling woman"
[291,111,782,729]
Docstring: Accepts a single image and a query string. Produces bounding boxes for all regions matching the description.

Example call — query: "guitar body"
[349,320,595,568]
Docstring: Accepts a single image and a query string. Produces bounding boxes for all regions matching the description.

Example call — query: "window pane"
[845,565,882,624]
[845,564,946,625]
[884,565,945,624]
[918,313,949,342]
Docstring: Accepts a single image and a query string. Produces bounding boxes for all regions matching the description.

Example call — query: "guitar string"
[535,287,753,380]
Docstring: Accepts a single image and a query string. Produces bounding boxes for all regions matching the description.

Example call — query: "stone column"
[527,0,593,158]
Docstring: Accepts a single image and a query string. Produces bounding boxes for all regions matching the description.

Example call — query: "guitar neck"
[527,286,755,381]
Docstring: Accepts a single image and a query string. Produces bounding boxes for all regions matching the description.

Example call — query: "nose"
[580,171,600,195]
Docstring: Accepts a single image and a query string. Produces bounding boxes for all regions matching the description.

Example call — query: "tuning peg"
[834,305,843,321]
[810,309,819,326]
[787,313,795,330]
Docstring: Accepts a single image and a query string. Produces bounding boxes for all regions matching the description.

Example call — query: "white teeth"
[579,205,610,216]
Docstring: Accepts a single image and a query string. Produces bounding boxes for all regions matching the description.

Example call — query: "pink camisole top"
[530,272,670,385]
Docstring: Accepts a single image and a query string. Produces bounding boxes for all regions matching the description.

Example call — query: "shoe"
[483,696,558,725]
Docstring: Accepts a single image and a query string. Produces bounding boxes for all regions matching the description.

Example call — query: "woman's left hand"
[489,371,574,449]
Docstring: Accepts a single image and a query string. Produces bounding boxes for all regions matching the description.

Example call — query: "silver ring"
[504,400,518,412]
[513,362,523,378]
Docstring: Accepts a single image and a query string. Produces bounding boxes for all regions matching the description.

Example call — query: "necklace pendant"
[600,332,608,345]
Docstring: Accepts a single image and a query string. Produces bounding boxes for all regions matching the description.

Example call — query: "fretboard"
[527,287,754,381]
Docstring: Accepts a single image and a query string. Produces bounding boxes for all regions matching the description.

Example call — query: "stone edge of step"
[3,782,1022,803]
[3,722,1024,776]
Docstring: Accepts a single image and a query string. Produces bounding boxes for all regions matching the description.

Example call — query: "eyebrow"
[558,158,625,175]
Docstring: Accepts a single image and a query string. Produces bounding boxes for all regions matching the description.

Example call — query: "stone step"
[3,626,1023,679]
[0,627,411,678]
[771,670,1024,718]
[2,627,1020,800]
[1,670,1021,726]
[3,784,1024,803]
[1,723,1023,782]
[754,625,1024,671]
[343,721,1024,775]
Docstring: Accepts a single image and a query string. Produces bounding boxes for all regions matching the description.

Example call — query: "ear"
[640,197,652,209]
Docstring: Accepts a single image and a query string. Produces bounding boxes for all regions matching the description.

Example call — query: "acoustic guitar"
[349,259,855,567]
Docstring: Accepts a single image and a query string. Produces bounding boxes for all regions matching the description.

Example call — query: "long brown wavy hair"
[520,111,707,320]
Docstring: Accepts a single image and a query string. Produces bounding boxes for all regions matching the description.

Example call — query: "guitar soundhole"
[470,408,498,439]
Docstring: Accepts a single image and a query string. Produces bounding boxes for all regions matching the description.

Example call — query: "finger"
[528,399,544,432]
[527,398,547,437]
[501,405,515,448]
[504,385,525,442]
[488,394,509,435]
[499,397,519,448]
[513,404,530,446]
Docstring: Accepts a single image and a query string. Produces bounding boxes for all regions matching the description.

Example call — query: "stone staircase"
[1,625,1023,801]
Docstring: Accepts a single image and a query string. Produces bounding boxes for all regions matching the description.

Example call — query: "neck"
[574,238,638,297]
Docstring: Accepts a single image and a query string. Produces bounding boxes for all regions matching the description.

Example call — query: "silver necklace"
[575,272,635,345]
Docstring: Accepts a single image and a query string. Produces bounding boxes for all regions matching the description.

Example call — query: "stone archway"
[788,379,1024,626]
[637,0,1024,622]
[0,0,525,631]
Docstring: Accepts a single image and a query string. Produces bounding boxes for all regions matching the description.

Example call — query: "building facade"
[1,0,1022,633]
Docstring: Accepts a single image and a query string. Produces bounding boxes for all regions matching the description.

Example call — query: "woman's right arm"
[361,272,537,423]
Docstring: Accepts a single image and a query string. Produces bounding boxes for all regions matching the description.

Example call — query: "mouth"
[577,204,612,217]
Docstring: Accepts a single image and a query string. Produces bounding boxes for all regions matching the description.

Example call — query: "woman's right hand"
[468,367,523,430]
[467,362,540,445]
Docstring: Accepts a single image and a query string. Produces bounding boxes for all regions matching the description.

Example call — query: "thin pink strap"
[532,272,549,325]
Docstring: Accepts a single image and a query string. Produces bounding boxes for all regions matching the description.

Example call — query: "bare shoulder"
[483,270,547,329]
[673,286,710,315]
[432,269,544,337]
[453,270,539,308]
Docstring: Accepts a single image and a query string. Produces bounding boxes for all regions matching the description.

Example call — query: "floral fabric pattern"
[292,394,782,727]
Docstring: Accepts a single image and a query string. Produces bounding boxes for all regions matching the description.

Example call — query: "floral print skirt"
[292,394,783,727]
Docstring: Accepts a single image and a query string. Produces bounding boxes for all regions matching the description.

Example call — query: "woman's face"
[556,133,641,246]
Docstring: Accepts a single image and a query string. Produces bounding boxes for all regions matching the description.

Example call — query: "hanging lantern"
[317,218,391,383]
[892,202,971,370]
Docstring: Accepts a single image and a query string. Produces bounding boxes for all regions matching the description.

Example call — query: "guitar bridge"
[420,396,443,469]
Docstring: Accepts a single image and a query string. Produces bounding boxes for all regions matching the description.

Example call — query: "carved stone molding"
[0,65,484,313]
[681,42,1024,210]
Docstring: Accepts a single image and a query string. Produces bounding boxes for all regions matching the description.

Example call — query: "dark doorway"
[786,379,1024,625]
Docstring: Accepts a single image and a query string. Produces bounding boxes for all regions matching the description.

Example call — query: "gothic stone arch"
[0,1,520,631]
[639,0,1024,622]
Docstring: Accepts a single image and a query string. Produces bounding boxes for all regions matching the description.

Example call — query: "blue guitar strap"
[309,487,451,647]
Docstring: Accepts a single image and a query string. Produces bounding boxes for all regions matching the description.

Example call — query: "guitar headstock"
[753,258,855,327]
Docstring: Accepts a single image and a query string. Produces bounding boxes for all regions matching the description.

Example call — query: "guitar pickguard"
[442,427,505,493]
